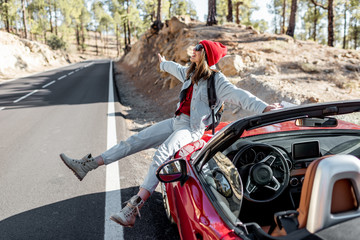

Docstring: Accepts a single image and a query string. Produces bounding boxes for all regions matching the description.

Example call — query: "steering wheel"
[233,143,290,203]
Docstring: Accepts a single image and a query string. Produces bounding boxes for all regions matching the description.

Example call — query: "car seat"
[272,154,360,236]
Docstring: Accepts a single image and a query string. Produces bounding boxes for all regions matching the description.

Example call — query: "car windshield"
[335,112,360,125]
[241,111,360,138]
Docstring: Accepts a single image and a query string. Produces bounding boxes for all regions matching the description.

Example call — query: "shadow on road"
[0,192,106,240]
[121,187,180,240]
[0,187,179,240]
[0,61,109,111]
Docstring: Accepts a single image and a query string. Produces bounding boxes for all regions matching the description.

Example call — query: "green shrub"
[47,35,67,50]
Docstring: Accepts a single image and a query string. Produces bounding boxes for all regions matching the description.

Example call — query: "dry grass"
[327,73,359,92]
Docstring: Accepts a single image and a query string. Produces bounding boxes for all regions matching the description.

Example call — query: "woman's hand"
[158,53,166,63]
[263,103,283,112]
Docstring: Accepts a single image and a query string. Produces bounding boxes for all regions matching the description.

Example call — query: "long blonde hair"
[186,49,212,84]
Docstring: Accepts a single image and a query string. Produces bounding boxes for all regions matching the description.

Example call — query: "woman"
[60,40,279,227]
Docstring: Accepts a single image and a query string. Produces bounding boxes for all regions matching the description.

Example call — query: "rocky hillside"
[117,17,360,122]
[0,31,69,80]
[0,31,117,81]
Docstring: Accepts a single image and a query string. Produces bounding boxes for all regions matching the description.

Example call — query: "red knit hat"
[199,40,227,66]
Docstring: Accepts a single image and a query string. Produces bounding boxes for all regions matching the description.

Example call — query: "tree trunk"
[43,29,47,43]
[95,31,98,55]
[123,22,127,46]
[310,0,334,47]
[49,2,53,34]
[313,5,318,41]
[21,0,28,39]
[327,0,334,47]
[76,24,80,51]
[343,1,347,49]
[81,23,85,52]
[103,26,107,55]
[281,0,286,34]
[169,0,172,18]
[354,20,358,49]
[127,20,131,45]
[273,0,278,34]
[116,25,121,57]
[5,0,10,32]
[235,2,241,24]
[125,0,131,50]
[227,0,233,22]
[157,0,162,22]
[54,2,58,36]
[286,0,297,37]
[207,0,217,26]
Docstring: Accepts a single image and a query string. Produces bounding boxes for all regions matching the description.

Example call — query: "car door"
[165,151,244,240]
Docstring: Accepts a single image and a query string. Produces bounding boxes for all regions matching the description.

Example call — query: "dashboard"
[222,130,360,207]
[232,131,360,168]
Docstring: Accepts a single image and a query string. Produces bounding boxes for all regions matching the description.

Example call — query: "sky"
[192,0,273,24]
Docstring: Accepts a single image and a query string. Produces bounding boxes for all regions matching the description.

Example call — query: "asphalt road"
[0,60,179,240]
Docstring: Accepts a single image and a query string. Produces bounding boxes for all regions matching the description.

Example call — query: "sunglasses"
[194,44,204,51]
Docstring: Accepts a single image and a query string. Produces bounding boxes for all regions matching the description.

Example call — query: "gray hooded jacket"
[160,60,268,132]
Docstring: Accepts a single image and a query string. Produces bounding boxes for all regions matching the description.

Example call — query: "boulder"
[265,63,278,75]
[174,44,193,63]
[299,63,320,73]
[218,55,245,76]
[167,17,187,35]
[345,64,360,72]
[122,38,145,67]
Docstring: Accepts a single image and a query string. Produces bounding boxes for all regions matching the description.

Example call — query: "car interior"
[200,114,360,239]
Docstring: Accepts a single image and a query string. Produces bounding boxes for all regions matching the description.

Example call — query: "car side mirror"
[156,159,189,185]
[212,169,233,198]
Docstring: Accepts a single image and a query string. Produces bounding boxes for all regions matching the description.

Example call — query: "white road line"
[0,107,5,111]
[42,80,56,88]
[104,61,124,240]
[13,90,39,103]
[58,75,66,80]
[68,71,74,76]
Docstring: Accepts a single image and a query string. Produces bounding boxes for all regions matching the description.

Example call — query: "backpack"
[205,71,224,135]
[179,72,224,135]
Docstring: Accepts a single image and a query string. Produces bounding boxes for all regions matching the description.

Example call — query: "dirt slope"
[116,17,360,122]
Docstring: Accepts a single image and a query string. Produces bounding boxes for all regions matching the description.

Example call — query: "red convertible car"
[156,100,360,240]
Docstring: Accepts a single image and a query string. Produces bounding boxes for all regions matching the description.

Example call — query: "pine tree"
[157,0,161,22]
[21,0,28,38]
[207,0,217,26]
[348,0,360,49]
[310,0,335,47]
[227,0,233,22]
[286,0,297,37]
[281,0,286,34]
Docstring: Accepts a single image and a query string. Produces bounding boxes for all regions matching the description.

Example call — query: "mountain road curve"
[0,59,179,240]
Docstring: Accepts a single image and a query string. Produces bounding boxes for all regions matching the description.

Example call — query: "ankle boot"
[60,153,98,181]
[110,195,144,227]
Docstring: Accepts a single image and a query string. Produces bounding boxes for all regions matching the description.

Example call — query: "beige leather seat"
[272,154,360,236]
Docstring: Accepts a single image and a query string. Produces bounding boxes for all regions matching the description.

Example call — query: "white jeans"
[101,114,204,194]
